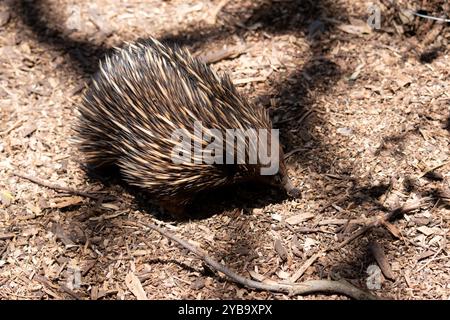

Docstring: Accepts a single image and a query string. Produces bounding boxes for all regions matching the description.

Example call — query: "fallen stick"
[59,284,82,300]
[335,197,430,250]
[127,220,377,300]
[419,160,450,178]
[12,172,100,200]
[0,119,24,136]
[370,241,395,281]
[290,251,323,283]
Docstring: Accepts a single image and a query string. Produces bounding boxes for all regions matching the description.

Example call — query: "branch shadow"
[11,0,108,75]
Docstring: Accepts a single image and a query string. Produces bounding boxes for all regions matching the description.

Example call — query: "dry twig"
[370,241,395,280]
[290,251,324,283]
[127,220,377,300]
[12,172,101,200]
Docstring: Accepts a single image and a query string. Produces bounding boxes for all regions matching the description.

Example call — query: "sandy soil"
[0,0,449,299]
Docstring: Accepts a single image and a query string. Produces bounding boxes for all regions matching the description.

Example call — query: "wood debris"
[1,0,449,300]
[125,272,148,300]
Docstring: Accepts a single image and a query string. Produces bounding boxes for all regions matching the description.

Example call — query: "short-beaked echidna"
[75,37,299,216]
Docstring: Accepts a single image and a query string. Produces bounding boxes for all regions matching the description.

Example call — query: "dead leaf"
[81,260,97,276]
[395,74,411,88]
[198,225,215,243]
[252,208,263,215]
[336,127,353,136]
[337,18,372,35]
[262,278,279,286]
[348,63,365,81]
[48,77,59,88]
[318,218,349,225]
[131,250,152,257]
[125,272,148,300]
[274,239,288,261]
[398,9,414,24]
[285,212,315,225]
[370,241,395,281]
[198,44,248,64]
[417,250,435,261]
[417,226,436,236]
[303,238,316,252]
[21,123,37,137]
[190,278,206,290]
[233,76,267,85]
[0,10,10,27]
[382,221,402,238]
[276,270,290,280]
[271,213,282,222]
[90,286,99,300]
[52,196,84,209]
[22,227,39,237]
[290,251,323,282]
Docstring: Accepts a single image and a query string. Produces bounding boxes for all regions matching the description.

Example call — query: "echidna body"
[75,38,298,215]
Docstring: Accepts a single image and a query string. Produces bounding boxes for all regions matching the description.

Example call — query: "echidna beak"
[282,176,301,199]
[287,186,301,198]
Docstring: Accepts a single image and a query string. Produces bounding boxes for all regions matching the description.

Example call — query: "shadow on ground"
[7,0,402,298]
[9,0,350,216]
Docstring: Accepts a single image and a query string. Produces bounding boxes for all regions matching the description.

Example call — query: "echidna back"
[75,38,278,212]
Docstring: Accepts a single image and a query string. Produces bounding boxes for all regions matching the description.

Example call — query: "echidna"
[75,37,299,216]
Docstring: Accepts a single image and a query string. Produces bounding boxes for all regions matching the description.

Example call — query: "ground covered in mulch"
[0,0,449,300]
